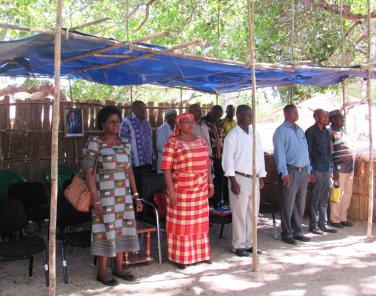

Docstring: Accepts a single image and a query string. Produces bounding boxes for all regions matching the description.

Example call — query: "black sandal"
[96,274,118,286]
[113,271,136,282]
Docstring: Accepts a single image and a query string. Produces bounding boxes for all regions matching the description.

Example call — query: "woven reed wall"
[0,96,212,182]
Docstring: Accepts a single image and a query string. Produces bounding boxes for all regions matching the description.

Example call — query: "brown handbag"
[64,157,97,213]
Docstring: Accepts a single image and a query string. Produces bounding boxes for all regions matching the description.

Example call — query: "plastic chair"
[0,199,49,286]
[0,169,27,200]
[43,165,76,196]
[58,178,91,284]
[7,182,50,224]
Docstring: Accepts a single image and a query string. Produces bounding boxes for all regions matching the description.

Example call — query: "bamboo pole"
[48,0,63,294]
[70,17,110,30]
[78,39,204,71]
[340,0,347,129]
[366,0,374,238]
[247,0,258,272]
[289,0,295,104]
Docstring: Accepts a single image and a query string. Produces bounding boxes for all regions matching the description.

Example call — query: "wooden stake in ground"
[49,0,63,295]
[366,0,374,238]
[247,0,258,272]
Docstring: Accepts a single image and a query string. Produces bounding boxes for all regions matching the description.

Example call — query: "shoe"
[96,275,118,286]
[204,260,212,264]
[113,271,135,282]
[331,222,344,228]
[282,237,297,245]
[245,247,263,254]
[341,221,353,227]
[310,226,324,235]
[319,225,337,233]
[175,263,187,269]
[234,249,249,257]
[293,235,311,242]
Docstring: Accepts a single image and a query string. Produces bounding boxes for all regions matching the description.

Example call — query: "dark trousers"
[310,171,330,228]
[133,164,153,196]
[278,169,308,239]
[211,158,224,208]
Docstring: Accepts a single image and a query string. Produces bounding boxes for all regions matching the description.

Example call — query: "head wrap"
[165,108,177,117]
[329,109,342,118]
[170,112,194,138]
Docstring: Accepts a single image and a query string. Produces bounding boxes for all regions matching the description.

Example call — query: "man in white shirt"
[156,108,177,173]
[222,105,266,257]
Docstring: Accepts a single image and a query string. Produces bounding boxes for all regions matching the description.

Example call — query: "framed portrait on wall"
[64,107,84,137]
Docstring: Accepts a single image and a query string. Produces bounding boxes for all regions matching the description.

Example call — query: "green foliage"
[0,0,372,105]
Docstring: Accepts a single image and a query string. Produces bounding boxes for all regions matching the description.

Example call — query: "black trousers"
[133,164,153,195]
[211,158,227,208]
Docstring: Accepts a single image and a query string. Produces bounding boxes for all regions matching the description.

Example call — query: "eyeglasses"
[106,120,121,125]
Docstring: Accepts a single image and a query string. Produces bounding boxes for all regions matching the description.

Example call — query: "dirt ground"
[0,217,375,296]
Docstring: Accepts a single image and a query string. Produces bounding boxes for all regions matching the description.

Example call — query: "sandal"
[113,271,136,282]
[96,274,118,286]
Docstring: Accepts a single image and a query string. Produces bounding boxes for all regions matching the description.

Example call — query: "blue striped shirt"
[273,121,311,176]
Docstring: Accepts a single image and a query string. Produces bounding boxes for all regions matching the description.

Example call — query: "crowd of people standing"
[83,100,355,285]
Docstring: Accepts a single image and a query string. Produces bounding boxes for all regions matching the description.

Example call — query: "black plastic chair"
[0,199,49,286]
[58,178,92,284]
[139,173,165,264]
[7,182,50,225]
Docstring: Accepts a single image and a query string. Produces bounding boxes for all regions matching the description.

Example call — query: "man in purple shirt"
[120,100,154,190]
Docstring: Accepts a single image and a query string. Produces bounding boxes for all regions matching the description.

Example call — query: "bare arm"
[128,166,143,212]
[164,169,177,206]
[85,167,102,216]
[207,166,214,198]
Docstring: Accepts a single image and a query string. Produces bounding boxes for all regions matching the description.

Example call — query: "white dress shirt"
[222,125,267,177]
[156,122,173,173]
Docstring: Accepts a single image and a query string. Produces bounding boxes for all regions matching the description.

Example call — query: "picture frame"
[64,107,84,138]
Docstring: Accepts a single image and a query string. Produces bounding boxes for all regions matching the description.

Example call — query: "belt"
[235,171,259,178]
[287,165,306,172]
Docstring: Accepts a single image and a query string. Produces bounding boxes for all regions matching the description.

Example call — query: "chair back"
[7,182,48,209]
[0,199,27,235]
[0,169,27,200]
[57,178,91,227]
[140,173,165,223]
[44,165,76,195]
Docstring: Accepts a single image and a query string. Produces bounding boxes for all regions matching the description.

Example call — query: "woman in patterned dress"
[83,106,143,286]
[161,112,214,269]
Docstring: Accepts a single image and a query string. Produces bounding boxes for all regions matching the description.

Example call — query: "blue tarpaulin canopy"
[0,31,375,94]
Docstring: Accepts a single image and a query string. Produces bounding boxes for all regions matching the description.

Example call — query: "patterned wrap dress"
[83,136,140,257]
[161,137,211,264]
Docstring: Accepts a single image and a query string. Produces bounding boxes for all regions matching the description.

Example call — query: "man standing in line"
[203,105,225,208]
[328,110,354,228]
[222,105,266,257]
[120,100,154,190]
[305,109,337,235]
[273,104,313,245]
[188,103,212,157]
[222,105,237,137]
[156,108,177,173]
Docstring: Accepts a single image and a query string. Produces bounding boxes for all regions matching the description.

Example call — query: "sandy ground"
[0,216,375,296]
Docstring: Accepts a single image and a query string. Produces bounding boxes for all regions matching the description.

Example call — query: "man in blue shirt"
[273,105,312,245]
[305,109,337,235]
[120,100,154,191]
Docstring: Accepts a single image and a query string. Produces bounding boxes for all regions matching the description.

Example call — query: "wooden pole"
[180,88,183,113]
[366,0,374,238]
[289,0,295,104]
[340,0,347,129]
[70,17,110,30]
[49,0,63,294]
[247,0,258,272]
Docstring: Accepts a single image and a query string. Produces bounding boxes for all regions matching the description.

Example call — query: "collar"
[235,124,251,135]
[283,121,298,129]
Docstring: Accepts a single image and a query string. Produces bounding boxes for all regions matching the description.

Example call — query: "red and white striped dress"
[161,137,211,265]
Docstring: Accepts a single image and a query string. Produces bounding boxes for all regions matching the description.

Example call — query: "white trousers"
[228,175,260,250]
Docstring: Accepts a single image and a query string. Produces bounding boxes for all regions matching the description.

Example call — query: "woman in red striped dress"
[161,112,214,269]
